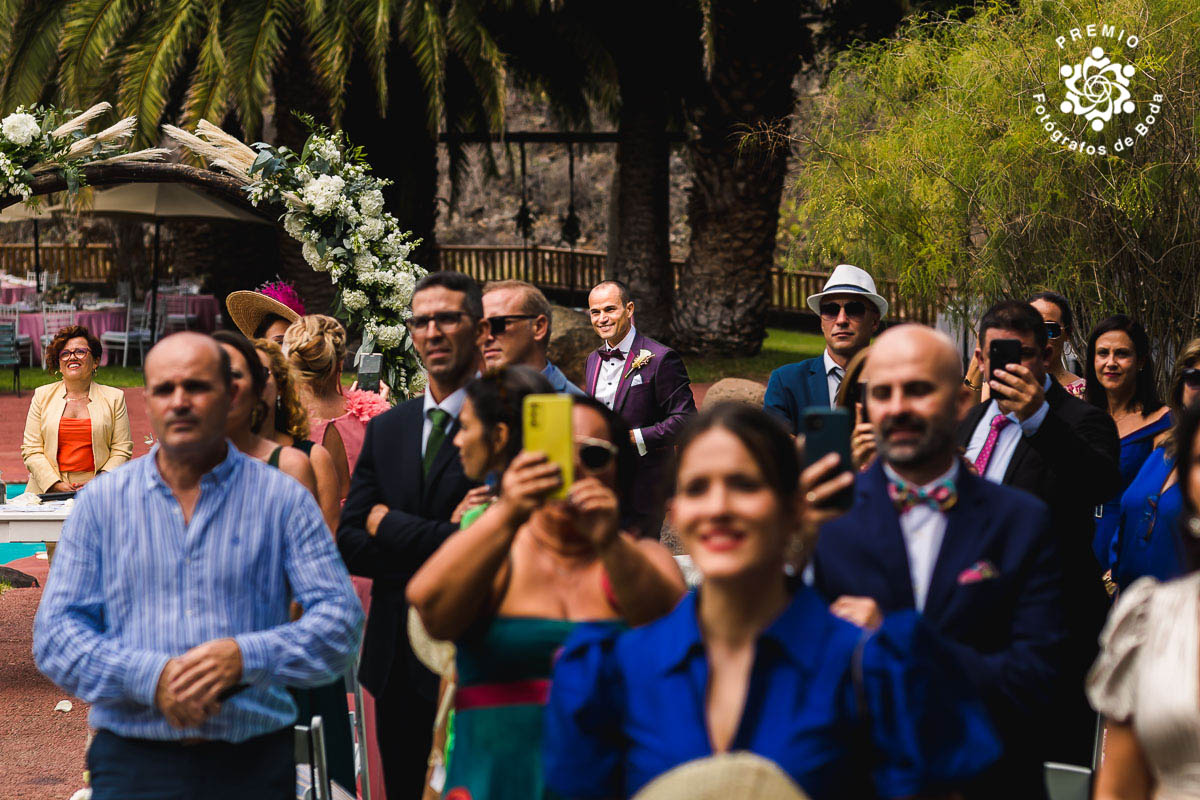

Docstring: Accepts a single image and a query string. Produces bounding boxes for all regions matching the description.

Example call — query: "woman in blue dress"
[544,405,999,800]
[1110,339,1200,590]
[1085,315,1170,569]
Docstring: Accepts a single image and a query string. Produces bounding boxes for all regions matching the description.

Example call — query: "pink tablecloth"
[18,308,127,365]
[161,293,219,331]
[1,284,35,305]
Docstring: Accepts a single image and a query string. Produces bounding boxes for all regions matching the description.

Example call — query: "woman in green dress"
[408,367,687,800]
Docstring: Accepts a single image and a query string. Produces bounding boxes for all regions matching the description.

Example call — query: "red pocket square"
[958,561,998,585]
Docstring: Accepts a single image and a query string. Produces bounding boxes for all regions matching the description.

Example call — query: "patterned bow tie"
[887,475,958,514]
[598,347,625,361]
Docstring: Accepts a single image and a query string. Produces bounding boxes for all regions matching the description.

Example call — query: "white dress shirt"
[422,384,469,456]
[594,326,648,455]
[823,350,845,408]
[963,375,1052,483]
[883,461,960,612]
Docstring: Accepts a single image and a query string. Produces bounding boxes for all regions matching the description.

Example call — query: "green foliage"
[787,0,1200,371]
[687,328,826,384]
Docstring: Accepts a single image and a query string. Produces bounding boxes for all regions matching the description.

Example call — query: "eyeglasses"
[1044,321,1063,340]
[486,314,537,336]
[405,311,473,334]
[59,348,91,361]
[1182,368,1200,389]
[577,436,619,471]
[819,300,868,321]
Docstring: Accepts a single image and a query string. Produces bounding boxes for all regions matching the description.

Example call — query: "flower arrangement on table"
[0,103,167,202]
[165,119,427,398]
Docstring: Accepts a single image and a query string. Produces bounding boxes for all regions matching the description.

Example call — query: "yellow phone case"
[523,394,574,500]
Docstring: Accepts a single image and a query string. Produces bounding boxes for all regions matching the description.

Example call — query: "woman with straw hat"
[544,404,1000,800]
[225,280,304,344]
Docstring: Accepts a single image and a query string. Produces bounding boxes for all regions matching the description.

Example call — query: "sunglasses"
[819,300,868,321]
[1045,321,1063,340]
[486,314,537,335]
[577,436,619,471]
[1183,368,1200,389]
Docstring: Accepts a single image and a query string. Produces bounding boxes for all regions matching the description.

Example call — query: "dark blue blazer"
[764,356,829,434]
[337,397,476,700]
[812,461,1066,798]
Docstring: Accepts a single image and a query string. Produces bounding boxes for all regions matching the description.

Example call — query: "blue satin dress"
[1094,412,1173,568]
[543,586,1000,800]
[1111,445,1185,591]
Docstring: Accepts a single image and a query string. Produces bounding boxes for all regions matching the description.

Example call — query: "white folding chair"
[295,715,356,800]
[98,299,162,366]
[1043,716,1104,800]
[0,303,34,366]
[39,304,76,367]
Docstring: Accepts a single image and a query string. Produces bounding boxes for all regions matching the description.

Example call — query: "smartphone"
[358,352,383,393]
[988,338,1023,384]
[802,407,854,511]
[523,394,574,500]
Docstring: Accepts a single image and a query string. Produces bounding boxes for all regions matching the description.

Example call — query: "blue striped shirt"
[33,443,364,743]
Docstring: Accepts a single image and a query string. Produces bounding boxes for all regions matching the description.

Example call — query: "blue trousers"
[87,728,293,800]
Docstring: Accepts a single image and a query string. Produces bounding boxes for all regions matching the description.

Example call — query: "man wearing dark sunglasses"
[481,280,584,395]
[765,264,887,434]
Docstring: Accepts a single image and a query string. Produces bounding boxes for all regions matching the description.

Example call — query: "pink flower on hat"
[258,280,306,317]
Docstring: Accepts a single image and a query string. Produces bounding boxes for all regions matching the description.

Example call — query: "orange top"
[57,417,95,473]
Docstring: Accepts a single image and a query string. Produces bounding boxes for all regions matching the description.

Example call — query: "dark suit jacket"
[763,356,830,434]
[812,461,1066,798]
[957,381,1121,649]
[337,398,475,700]
[584,331,696,533]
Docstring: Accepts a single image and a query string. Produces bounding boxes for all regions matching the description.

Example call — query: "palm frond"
[302,0,355,123]
[351,0,393,116]
[58,0,141,106]
[398,0,448,133]
[226,0,296,139]
[444,0,506,132]
[1,0,69,111]
[181,6,230,128]
[117,0,206,146]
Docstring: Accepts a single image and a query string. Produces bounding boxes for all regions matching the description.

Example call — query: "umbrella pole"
[33,219,41,293]
[149,220,161,343]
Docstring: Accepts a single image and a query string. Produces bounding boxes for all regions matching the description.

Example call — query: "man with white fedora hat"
[764,264,888,434]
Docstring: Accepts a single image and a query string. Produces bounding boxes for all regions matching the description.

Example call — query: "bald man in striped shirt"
[34,332,363,800]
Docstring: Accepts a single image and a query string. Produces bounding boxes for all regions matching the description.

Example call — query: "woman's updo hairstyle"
[283,314,347,395]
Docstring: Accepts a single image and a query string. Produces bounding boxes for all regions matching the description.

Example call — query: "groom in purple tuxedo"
[584,280,696,537]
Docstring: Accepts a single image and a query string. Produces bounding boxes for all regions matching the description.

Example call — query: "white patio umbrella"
[0,201,64,292]
[79,182,272,339]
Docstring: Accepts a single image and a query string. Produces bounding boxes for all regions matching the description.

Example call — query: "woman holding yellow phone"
[407,367,686,800]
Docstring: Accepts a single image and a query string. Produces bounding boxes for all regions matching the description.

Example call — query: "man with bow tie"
[809,324,1067,800]
[584,280,696,537]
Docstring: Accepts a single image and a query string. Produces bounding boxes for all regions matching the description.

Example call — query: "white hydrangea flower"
[1,112,39,146]
[359,189,385,217]
[354,252,378,274]
[301,241,323,268]
[374,324,405,350]
[299,174,345,216]
[342,289,369,311]
[408,369,428,395]
[311,138,342,165]
[358,217,385,241]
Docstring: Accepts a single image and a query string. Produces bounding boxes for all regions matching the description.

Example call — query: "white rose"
[1,112,39,146]
[283,213,306,239]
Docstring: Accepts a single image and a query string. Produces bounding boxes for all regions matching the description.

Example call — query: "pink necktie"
[973,414,1013,475]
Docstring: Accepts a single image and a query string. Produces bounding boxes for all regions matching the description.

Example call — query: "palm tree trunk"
[611,70,672,340]
[672,0,804,356]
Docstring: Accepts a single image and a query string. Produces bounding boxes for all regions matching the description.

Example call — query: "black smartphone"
[801,407,854,511]
[988,338,1023,384]
[358,352,383,393]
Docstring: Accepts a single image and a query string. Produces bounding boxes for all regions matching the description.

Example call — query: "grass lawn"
[3,366,362,393]
[686,328,825,384]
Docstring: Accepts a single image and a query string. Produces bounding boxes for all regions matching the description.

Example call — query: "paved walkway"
[0,555,90,800]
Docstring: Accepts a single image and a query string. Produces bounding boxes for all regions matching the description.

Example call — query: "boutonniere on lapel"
[624,349,654,379]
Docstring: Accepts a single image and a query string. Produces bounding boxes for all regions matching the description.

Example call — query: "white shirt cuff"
[1019,401,1050,435]
[633,428,648,456]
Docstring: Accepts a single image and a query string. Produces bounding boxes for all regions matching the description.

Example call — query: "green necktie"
[423,408,452,476]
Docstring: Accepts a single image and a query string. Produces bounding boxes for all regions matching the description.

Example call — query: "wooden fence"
[438,244,945,325]
[0,243,116,283]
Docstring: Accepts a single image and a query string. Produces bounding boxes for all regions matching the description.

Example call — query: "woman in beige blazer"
[21,326,133,494]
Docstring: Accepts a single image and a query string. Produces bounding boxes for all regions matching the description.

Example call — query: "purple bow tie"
[598,348,624,362]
